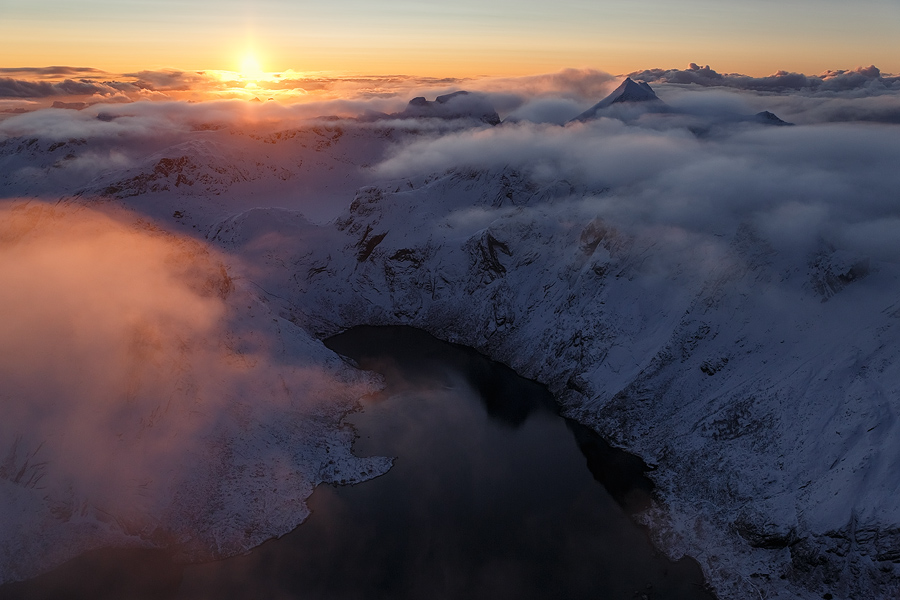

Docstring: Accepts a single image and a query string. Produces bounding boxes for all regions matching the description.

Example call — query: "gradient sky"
[1,0,898,76]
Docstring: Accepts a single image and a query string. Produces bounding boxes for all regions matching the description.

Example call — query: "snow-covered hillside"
[1,84,900,600]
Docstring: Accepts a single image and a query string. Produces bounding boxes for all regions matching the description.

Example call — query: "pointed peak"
[571,77,663,122]
[752,110,794,126]
[612,77,658,100]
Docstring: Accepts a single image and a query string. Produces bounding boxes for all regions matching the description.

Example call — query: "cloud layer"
[0,201,230,518]
[2,64,898,132]
[375,117,900,264]
[630,63,900,94]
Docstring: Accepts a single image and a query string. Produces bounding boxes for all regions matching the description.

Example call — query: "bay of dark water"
[0,325,715,600]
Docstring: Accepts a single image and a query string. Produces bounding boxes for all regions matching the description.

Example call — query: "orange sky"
[1,1,899,77]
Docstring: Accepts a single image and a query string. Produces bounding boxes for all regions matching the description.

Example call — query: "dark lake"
[0,325,715,600]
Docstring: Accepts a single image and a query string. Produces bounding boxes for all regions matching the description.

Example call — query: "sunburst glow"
[240,54,264,81]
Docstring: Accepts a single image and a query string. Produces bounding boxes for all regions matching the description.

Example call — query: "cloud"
[125,69,214,92]
[2,68,898,269]
[0,67,614,118]
[768,94,900,124]
[0,102,188,140]
[116,70,470,106]
[3,64,895,129]
[0,201,385,581]
[472,68,618,102]
[656,88,754,118]
[503,98,587,125]
[0,202,226,512]
[0,94,496,146]
[454,68,618,121]
[630,63,900,95]
[0,67,106,78]
[376,119,700,187]
[0,77,128,99]
[374,116,900,263]
[2,74,894,261]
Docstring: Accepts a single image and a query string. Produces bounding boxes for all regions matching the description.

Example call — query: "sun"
[240,54,265,81]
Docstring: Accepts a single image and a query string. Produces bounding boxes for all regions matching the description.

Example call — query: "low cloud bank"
[1,66,898,267]
[0,67,615,124]
[631,63,900,94]
[0,68,470,108]
[376,117,900,263]
[0,202,230,529]
[0,77,128,99]
[2,65,897,134]
[0,202,383,581]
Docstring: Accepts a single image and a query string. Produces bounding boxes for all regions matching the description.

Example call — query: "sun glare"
[240,54,265,81]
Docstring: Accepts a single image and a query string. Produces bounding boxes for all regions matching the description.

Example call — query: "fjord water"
[177,326,714,600]
[0,325,715,600]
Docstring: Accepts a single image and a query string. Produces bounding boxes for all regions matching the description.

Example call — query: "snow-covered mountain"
[1,91,898,600]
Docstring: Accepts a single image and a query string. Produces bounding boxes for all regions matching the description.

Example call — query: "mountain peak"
[752,110,793,126]
[394,91,500,125]
[571,78,663,122]
[600,78,660,107]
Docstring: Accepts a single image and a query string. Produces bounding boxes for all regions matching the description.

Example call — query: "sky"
[1,0,899,77]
